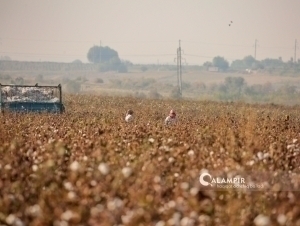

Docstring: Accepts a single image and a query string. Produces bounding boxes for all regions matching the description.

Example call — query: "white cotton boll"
[32,165,38,172]
[69,161,80,171]
[168,157,175,163]
[122,167,132,178]
[198,215,211,223]
[153,176,161,183]
[63,182,74,191]
[67,191,76,200]
[189,211,198,219]
[4,164,12,170]
[155,221,165,226]
[107,198,123,211]
[247,160,255,166]
[121,211,134,224]
[167,200,176,208]
[25,204,42,217]
[257,152,264,160]
[200,168,209,174]
[254,214,270,226]
[61,210,74,221]
[190,187,199,196]
[181,217,194,226]
[287,144,295,150]
[90,180,97,187]
[180,182,189,190]
[172,212,181,225]
[277,214,287,225]
[6,214,17,225]
[148,138,155,143]
[187,150,195,156]
[90,204,104,217]
[98,163,110,175]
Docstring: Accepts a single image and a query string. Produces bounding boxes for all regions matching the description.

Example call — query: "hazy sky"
[0,0,299,65]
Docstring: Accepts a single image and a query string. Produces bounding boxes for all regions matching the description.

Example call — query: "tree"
[87,46,119,64]
[141,66,148,72]
[243,55,256,68]
[224,77,245,89]
[203,61,212,68]
[261,58,284,69]
[117,63,128,73]
[212,56,229,71]
[231,56,260,70]
[0,56,12,61]
[218,77,246,101]
[72,59,82,64]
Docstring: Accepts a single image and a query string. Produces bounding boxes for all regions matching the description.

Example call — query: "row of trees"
[203,55,300,73]
[86,45,300,75]
[1,44,299,74]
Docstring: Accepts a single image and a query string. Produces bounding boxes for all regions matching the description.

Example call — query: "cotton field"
[0,94,300,226]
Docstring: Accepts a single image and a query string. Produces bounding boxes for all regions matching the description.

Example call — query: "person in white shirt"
[165,109,177,125]
[125,109,134,122]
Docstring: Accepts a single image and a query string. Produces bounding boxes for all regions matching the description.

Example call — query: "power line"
[1,37,296,50]
[183,40,252,48]
[184,54,215,59]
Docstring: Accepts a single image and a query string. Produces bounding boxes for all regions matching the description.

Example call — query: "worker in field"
[165,109,177,125]
[125,109,134,122]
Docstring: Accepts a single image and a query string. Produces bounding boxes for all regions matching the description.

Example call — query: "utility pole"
[176,40,182,97]
[294,39,297,63]
[100,40,102,64]
[254,39,258,59]
[93,44,96,64]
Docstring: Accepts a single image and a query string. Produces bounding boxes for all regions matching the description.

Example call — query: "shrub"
[15,77,24,85]
[65,80,81,93]
[134,91,146,99]
[169,87,181,99]
[95,78,104,83]
[35,74,44,82]
[118,64,128,73]
[148,89,162,99]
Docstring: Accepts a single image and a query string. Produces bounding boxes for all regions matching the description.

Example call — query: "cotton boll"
[254,214,270,226]
[187,150,195,156]
[98,163,110,175]
[122,167,132,178]
[168,157,175,163]
[277,214,287,225]
[69,161,80,171]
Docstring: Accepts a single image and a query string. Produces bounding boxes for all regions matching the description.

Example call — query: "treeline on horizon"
[0,55,300,76]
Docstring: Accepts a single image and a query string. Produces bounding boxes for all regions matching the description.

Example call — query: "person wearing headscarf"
[165,109,177,125]
[125,109,134,122]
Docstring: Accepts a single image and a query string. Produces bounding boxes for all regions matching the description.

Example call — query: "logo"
[199,172,213,186]
[199,171,246,187]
